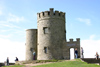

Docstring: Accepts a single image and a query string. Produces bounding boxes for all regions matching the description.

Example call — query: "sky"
[0,0,100,62]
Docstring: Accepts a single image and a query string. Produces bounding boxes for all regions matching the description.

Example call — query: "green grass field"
[33,59,99,67]
[2,59,100,67]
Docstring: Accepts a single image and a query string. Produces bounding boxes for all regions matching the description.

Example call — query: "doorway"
[70,48,74,60]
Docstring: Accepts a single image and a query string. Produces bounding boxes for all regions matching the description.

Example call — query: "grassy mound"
[2,59,100,67]
[33,59,100,67]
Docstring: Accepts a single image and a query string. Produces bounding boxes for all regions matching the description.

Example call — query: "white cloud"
[81,35,100,58]
[0,6,3,15]
[0,20,7,24]
[7,13,25,23]
[0,30,9,32]
[1,23,20,28]
[14,30,25,35]
[0,11,2,15]
[0,22,21,29]
[0,13,25,23]
[0,34,12,38]
[0,12,26,29]
[76,18,91,25]
[0,3,6,16]
[89,35,95,40]
[0,38,25,62]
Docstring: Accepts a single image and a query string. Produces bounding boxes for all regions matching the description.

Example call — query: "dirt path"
[24,59,76,67]
[24,62,53,67]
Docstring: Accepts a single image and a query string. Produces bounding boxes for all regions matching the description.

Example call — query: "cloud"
[0,38,25,62]
[0,30,9,32]
[0,21,21,30]
[0,3,6,16]
[7,13,25,23]
[0,13,25,23]
[0,11,2,15]
[0,13,25,28]
[89,35,96,40]
[0,23,20,28]
[76,18,91,25]
[81,35,100,58]
[0,5,3,15]
[0,34,12,38]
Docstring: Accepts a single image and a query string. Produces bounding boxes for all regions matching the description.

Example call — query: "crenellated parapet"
[76,38,80,41]
[69,38,80,42]
[37,8,65,21]
[67,38,80,46]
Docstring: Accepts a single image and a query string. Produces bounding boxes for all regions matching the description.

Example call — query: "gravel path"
[24,59,76,67]
[24,62,53,67]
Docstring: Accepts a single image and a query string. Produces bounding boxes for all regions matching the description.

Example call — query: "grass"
[33,59,100,67]
[35,59,61,63]
[2,59,100,67]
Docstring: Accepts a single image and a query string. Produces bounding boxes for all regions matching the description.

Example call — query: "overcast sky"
[0,0,100,62]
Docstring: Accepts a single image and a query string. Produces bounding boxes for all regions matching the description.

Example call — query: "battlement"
[69,38,80,42]
[37,8,65,20]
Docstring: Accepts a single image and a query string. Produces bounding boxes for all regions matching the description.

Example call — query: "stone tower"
[25,8,81,61]
[37,8,66,60]
[26,29,37,60]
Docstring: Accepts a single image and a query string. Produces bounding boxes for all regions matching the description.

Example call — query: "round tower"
[26,29,37,60]
[37,8,66,60]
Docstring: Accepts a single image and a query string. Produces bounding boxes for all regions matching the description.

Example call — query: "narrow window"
[43,27,49,34]
[59,13,60,16]
[30,48,33,52]
[65,30,66,33]
[39,14,40,17]
[44,47,47,53]
[48,12,50,15]
[43,12,44,16]
[54,13,55,15]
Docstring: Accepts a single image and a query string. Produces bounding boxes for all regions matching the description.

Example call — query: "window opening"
[59,13,60,16]
[43,12,44,16]
[30,48,33,52]
[48,12,50,15]
[43,27,49,34]
[44,47,47,53]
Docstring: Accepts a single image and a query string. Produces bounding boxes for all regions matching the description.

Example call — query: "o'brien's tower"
[37,8,66,60]
[25,8,80,61]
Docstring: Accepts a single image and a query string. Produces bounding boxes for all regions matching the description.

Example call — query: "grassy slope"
[2,59,100,67]
[33,59,99,67]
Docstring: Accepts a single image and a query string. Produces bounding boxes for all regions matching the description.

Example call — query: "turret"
[26,29,37,60]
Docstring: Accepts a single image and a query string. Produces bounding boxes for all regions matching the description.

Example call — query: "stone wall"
[81,58,100,64]
[0,63,15,67]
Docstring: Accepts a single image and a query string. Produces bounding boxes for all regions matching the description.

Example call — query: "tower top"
[37,8,65,21]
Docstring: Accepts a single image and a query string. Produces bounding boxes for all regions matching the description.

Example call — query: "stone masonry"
[25,8,80,60]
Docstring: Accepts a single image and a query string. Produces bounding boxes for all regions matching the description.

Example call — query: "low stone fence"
[0,63,15,67]
[81,58,100,64]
